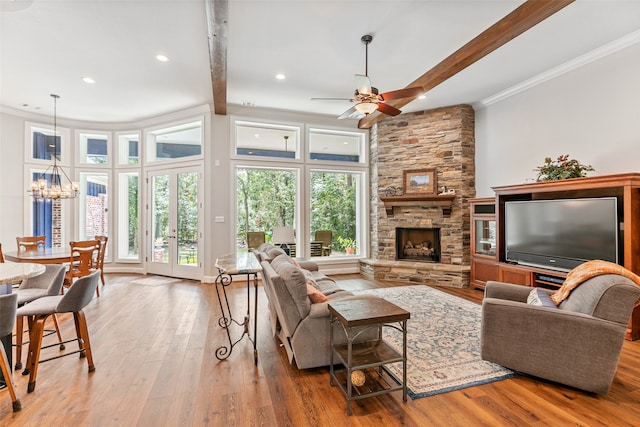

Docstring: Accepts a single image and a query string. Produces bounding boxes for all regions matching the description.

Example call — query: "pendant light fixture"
[28,94,79,200]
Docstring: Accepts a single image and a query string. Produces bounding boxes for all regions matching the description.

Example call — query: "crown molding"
[476,29,640,109]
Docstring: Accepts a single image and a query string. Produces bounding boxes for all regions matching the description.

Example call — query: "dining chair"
[16,236,46,252]
[17,270,99,393]
[94,235,108,286]
[14,264,66,371]
[64,240,101,296]
[0,293,22,412]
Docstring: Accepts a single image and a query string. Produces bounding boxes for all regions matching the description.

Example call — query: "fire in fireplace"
[396,227,441,262]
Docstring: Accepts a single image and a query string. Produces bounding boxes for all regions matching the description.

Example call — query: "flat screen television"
[504,197,620,272]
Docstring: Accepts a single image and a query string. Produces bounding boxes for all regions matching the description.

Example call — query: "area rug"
[353,285,515,399]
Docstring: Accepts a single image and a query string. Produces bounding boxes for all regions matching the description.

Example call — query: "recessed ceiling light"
[83,77,96,84]
[155,54,169,62]
[275,73,286,80]
[418,94,426,100]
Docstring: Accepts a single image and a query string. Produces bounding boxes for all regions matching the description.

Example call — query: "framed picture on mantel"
[404,168,437,195]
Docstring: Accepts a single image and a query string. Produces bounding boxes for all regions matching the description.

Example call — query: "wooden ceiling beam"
[205,0,228,115]
[358,0,575,129]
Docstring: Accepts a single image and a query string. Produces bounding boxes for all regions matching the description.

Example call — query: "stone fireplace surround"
[360,104,475,288]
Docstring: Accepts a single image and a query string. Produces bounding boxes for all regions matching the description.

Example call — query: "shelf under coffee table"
[328,297,410,415]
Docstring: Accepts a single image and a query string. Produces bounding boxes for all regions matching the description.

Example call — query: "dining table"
[4,247,75,264]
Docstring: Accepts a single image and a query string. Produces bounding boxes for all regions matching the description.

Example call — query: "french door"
[146,165,202,280]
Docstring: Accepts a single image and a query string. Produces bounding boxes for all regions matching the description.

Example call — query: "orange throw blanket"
[551,260,640,305]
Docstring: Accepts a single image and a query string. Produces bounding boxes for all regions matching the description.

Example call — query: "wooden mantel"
[380,194,455,217]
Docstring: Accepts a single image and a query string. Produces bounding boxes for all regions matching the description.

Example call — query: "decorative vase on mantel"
[534,154,594,182]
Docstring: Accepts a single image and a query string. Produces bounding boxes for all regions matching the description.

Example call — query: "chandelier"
[28,94,79,200]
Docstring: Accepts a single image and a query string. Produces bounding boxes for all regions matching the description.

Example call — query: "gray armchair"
[481,275,640,394]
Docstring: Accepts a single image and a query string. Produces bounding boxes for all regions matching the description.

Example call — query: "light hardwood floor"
[1,273,639,426]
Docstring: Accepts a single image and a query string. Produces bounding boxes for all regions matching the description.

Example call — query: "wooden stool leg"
[15,316,24,370]
[0,346,21,411]
[51,314,65,350]
[26,316,47,393]
[75,311,95,372]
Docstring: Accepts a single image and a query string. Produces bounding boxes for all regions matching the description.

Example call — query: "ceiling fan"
[312,34,424,120]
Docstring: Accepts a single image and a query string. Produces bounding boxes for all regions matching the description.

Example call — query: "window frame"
[307,127,368,165]
[24,121,71,166]
[75,129,112,168]
[144,117,205,165]
[231,117,304,164]
[76,169,111,263]
[115,131,141,166]
[231,117,369,259]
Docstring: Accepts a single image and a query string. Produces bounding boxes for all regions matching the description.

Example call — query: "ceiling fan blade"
[376,102,402,117]
[311,97,354,101]
[355,74,372,95]
[337,105,362,120]
[379,86,424,101]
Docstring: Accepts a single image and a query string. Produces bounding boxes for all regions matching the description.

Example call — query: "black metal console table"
[214,252,262,365]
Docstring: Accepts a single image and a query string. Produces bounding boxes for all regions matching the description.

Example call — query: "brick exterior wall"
[85,194,108,237]
[362,104,475,288]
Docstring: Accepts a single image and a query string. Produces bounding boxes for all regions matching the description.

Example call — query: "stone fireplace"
[360,104,475,288]
[396,227,440,262]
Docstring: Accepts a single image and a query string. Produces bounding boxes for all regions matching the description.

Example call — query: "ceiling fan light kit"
[312,34,423,119]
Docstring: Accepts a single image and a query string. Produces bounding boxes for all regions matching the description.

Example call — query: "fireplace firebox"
[396,227,441,262]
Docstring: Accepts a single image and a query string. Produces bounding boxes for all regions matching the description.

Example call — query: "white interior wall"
[475,42,640,197]
[0,112,28,244]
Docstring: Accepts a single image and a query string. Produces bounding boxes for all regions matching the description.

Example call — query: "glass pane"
[152,175,169,263]
[32,132,60,161]
[236,167,297,253]
[79,172,109,241]
[308,128,364,163]
[118,172,139,260]
[310,171,359,256]
[475,219,496,256]
[235,121,299,159]
[177,171,199,265]
[79,132,109,164]
[118,133,139,165]
[29,123,69,163]
[146,120,202,162]
[31,173,63,248]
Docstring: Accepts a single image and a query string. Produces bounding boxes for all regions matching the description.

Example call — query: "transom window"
[146,120,203,163]
[235,121,299,159]
[308,128,365,163]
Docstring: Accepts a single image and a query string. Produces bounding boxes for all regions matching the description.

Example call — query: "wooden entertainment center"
[470,173,640,340]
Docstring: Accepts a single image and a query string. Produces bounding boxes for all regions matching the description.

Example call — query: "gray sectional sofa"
[254,243,377,369]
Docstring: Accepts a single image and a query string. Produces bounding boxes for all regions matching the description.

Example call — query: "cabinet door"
[473,218,496,257]
[471,258,498,290]
[499,265,531,286]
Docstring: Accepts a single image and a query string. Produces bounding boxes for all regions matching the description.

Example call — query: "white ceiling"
[1,1,640,124]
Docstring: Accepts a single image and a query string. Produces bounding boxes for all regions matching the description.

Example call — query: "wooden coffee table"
[328,297,410,415]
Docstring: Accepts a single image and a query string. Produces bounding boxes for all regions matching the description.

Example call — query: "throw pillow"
[307,282,328,303]
[527,288,557,308]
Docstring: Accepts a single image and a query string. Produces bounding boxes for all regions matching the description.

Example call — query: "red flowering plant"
[534,154,594,182]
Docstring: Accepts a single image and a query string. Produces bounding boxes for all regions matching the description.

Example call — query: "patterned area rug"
[354,285,515,399]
